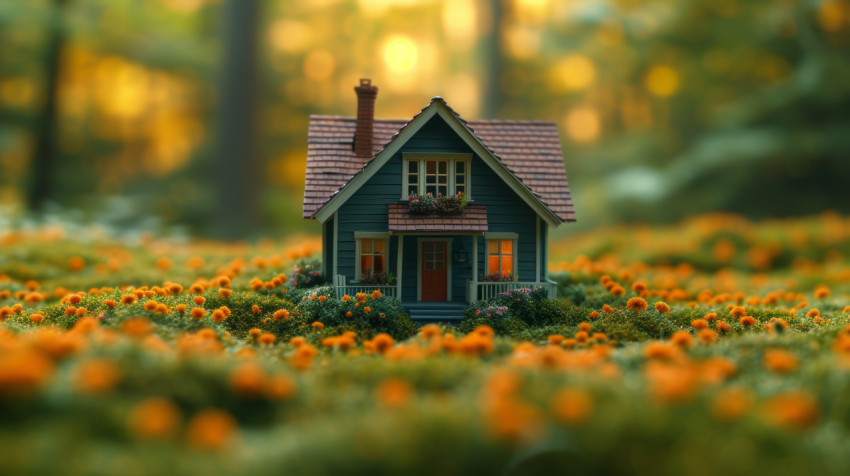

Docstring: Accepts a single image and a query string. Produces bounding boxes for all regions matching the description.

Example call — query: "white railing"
[467,279,558,303]
[334,275,398,299]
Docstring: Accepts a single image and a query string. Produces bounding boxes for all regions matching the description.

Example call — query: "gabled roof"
[304,97,576,225]
[388,203,488,233]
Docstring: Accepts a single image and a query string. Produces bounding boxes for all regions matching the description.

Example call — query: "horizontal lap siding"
[472,154,539,282]
[335,114,543,296]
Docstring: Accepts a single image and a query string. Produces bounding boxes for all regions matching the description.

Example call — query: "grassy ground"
[1,212,849,475]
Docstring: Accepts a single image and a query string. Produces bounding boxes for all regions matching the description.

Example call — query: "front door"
[421,242,447,301]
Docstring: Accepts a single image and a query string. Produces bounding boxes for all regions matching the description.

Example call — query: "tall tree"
[28,0,68,212]
[214,0,260,239]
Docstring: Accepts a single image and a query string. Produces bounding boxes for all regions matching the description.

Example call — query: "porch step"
[405,303,467,323]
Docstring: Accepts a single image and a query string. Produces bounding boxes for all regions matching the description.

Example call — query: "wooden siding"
[335,114,547,300]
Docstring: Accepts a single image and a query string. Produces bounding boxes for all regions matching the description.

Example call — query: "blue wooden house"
[303,79,576,320]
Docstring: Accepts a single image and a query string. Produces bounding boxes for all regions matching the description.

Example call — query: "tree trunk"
[214,0,260,239]
[28,0,68,212]
[481,0,504,118]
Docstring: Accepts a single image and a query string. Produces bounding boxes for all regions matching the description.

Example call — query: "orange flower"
[191,308,206,320]
[704,312,717,321]
[311,321,324,330]
[29,313,44,324]
[265,374,298,400]
[211,310,227,323]
[341,295,351,302]
[68,256,85,271]
[813,285,830,299]
[631,281,648,293]
[218,289,232,299]
[371,290,383,300]
[698,329,718,343]
[273,309,290,321]
[376,378,413,408]
[805,309,820,318]
[602,305,613,314]
[761,391,819,431]
[251,305,261,314]
[609,285,625,297]
[578,322,592,332]
[363,306,371,314]
[127,397,181,439]
[548,334,565,345]
[739,316,756,328]
[122,318,152,337]
[186,409,237,451]
[711,387,752,421]
[345,311,353,318]
[258,333,276,345]
[670,331,692,348]
[74,358,120,395]
[627,297,648,312]
[730,306,747,318]
[588,311,599,319]
[229,363,265,398]
[644,341,680,360]
[143,301,158,312]
[691,319,709,329]
[655,301,670,314]
[550,388,593,426]
[419,324,441,339]
[763,349,798,373]
[372,333,395,353]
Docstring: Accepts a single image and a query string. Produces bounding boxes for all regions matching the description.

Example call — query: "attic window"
[402,153,471,200]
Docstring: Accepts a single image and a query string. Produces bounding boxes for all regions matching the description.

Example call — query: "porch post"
[535,216,541,283]
[471,233,478,303]
[396,235,403,299]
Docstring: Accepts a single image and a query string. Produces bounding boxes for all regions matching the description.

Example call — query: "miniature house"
[303,79,575,319]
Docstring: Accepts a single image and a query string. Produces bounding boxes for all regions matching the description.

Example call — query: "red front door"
[422,242,447,301]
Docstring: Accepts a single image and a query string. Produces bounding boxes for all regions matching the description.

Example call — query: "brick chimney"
[353,78,378,158]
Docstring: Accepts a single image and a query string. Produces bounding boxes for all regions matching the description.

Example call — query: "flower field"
[2,213,850,475]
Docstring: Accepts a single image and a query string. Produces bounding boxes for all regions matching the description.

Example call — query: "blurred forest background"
[0,0,848,240]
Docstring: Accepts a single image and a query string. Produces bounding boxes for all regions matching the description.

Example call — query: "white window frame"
[402,153,472,200]
[354,232,390,279]
[484,232,518,277]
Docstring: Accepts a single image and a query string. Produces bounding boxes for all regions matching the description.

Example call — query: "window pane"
[408,161,418,173]
[488,256,500,273]
[426,174,436,184]
[455,161,464,174]
[374,255,385,273]
[488,240,499,254]
[501,256,513,275]
[501,239,513,255]
[438,174,447,184]
[408,185,418,196]
[408,173,418,185]
[455,185,465,195]
[438,161,447,174]
[426,185,437,195]
[361,239,372,253]
[374,239,386,254]
[426,161,436,174]
[361,255,372,273]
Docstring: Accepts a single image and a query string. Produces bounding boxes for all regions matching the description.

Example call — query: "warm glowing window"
[487,239,514,276]
[360,238,386,274]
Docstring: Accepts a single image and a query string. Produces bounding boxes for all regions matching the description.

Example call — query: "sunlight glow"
[550,55,596,92]
[382,35,418,73]
[565,107,601,143]
[644,65,680,97]
[442,0,477,44]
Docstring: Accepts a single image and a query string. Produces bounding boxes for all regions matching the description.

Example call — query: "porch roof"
[387,203,488,233]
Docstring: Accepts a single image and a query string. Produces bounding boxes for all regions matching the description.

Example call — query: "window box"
[407,193,467,216]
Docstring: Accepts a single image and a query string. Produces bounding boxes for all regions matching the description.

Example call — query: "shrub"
[289,260,326,288]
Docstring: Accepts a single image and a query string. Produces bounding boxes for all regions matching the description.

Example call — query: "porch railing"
[333,275,398,299]
[466,279,558,304]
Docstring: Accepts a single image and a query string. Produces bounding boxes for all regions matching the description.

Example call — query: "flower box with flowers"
[407,192,467,216]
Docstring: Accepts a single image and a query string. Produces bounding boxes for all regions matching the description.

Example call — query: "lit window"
[487,239,514,276]
[360,238,386,274]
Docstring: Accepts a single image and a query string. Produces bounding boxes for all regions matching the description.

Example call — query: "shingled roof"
[303,99,576,223]
[388,203,488,233]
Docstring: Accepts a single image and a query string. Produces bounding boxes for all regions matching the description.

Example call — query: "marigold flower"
[371,290,383,300]
[74,358,120,395]
[29,313,44,324]
[265,374,297,400]
[189,284,205,294]
[627,297,648,312]
[670,331,692,348]
[127,397,181,440]
[68,256,85,271]
[155,304,170,314]
[698,329,718,343]
[704,312,717,321]
[763,349,798,373]
[258,333,276,345]
[247,328,262,340]
[813,285,830,299]
[588,311,599,319]
[805,309,820,318]
[211,310,227,323]
[341,294,351,302]
[377,378,413,408]
[548,335,565,345]
[716,321,731,334]
[364,306,372,314]
[122,318,152,337]
[345,311,353,318]
[609,285,625,297]
[289,336,306,347]
[218,289,232,299]
[691,319,709,329]
[120,294,137,305]
[578,322,592,332]
[273,309,290,321]
[372,333,395,353]
[311,321,324,330]
[551,388,593,426]
[760,391,819,431]
[191,308,206,320]
[420,324,441,339]
[730,306,747,318]
[24,292,43,305]
[186,409,237,451]
[229,363,265,398]
[739,316,756,328]
[711,387,752,421]
[655,301,671,314]
[602,305,613,314]
[143,301,157,312]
